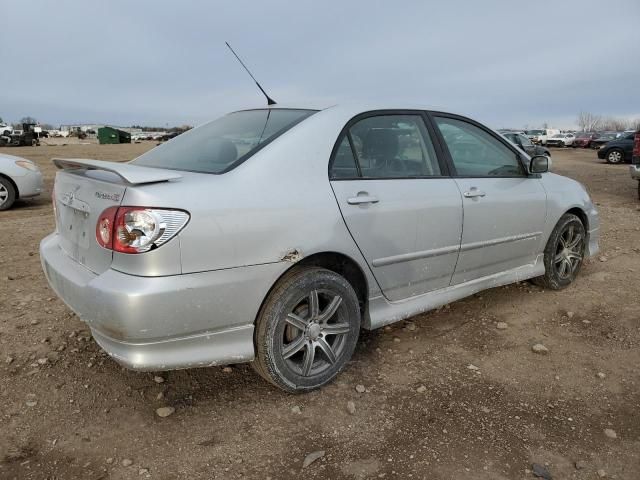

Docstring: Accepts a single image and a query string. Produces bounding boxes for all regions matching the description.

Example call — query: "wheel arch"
[0,173,19,198]
[254,251,370,327]
[565,206,588,231]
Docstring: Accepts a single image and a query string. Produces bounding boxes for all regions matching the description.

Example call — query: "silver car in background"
[40,104,599,392]
[0,153,44,210]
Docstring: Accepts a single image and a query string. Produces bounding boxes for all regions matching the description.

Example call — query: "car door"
[330,112,463,301]
[430,114,547,284]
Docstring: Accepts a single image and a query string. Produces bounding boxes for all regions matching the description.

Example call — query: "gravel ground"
[1,143,639,480]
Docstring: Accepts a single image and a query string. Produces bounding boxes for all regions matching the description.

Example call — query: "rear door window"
[330,114,442,179]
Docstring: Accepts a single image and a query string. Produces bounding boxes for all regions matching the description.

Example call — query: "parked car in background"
[591,132,619,149]
[546,133,575,147]
[40,104,599,392]
[160,132,180,141]
[0,123,12,136]
[573,132,598,148]
[630,131,640,199]
[526,129,545,144]
[0,153,44,210]
[526,129,560,145]
[502,132,551,157]
[597,131,636,164]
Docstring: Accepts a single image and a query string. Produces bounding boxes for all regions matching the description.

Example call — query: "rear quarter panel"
[120,108,382,296]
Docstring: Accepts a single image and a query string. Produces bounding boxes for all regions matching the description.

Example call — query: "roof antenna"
[225,42,276,106]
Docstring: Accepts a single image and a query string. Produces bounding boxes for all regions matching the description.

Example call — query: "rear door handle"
[463,188,486,198]
[347,193,379,205]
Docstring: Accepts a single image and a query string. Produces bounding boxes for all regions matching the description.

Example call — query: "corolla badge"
[95,191,121,202]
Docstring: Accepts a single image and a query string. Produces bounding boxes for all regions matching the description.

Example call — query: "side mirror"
[529,155,549,174]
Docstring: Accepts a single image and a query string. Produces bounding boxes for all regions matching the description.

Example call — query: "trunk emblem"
[95,191,121,202]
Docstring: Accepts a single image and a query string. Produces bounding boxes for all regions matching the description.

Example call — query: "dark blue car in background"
[597,131,636,164]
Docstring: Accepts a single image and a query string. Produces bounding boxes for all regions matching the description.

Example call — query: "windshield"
[132,109,316,174]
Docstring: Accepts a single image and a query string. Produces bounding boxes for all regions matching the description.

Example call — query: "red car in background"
[573,132,598,148]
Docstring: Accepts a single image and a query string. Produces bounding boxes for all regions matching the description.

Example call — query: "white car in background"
[0,124,13,136]
[526,129,561,145]
[546,133,575,147]
[0,153,44,210]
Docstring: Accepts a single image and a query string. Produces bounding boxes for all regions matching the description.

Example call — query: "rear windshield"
[132,109,316,174]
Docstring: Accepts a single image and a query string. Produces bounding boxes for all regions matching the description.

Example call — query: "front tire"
[533,213,586,290]
[0,177,17,211]
[253,266,361,393]
[605,148,624,164]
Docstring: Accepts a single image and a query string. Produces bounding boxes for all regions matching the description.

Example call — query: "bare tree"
[577,111,602,131]
[600,117,630,131]
[19,116,38,124]
[633,119,640,131]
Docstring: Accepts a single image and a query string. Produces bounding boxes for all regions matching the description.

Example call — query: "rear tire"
[253,266,361,393]
[0,177,17,211]
[533,213,586,290]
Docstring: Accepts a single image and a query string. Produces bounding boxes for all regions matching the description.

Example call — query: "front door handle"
[347,192,380,205]
[463,187,486,198]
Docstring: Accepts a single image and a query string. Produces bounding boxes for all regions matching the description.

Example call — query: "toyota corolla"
[40,104,599,392]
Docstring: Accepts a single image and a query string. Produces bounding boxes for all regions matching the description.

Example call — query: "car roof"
[234,101,468,119]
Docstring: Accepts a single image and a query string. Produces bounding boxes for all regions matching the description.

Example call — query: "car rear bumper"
[630,165,640,181]
[40,233,288,371]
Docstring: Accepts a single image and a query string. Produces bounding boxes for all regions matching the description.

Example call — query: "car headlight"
[15,160,40,172]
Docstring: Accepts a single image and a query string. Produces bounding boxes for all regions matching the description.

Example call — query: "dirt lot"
[1,143,639,480]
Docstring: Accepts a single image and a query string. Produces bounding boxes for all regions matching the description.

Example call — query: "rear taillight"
[96,206,118,250]
[96,207,189,254]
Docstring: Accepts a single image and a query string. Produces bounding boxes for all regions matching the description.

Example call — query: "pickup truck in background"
[526,128,560,145]
[630,131,640,199]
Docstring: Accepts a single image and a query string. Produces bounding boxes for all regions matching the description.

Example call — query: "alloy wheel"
[553,224,584,280]
[607,150,622,163]
[0,183,8,206]
[280,289,350,377]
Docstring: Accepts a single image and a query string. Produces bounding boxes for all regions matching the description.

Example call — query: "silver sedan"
[0,153,44,210]
[40,104,599,392]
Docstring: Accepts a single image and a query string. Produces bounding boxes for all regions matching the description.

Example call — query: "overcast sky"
[2,0,639,129]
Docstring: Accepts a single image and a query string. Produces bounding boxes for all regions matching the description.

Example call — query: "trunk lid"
[52,159,182,274]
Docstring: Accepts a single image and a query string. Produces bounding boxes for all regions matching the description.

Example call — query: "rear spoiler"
[52,158,182,185]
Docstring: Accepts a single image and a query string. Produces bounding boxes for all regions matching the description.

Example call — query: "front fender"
[539,173,599,257]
